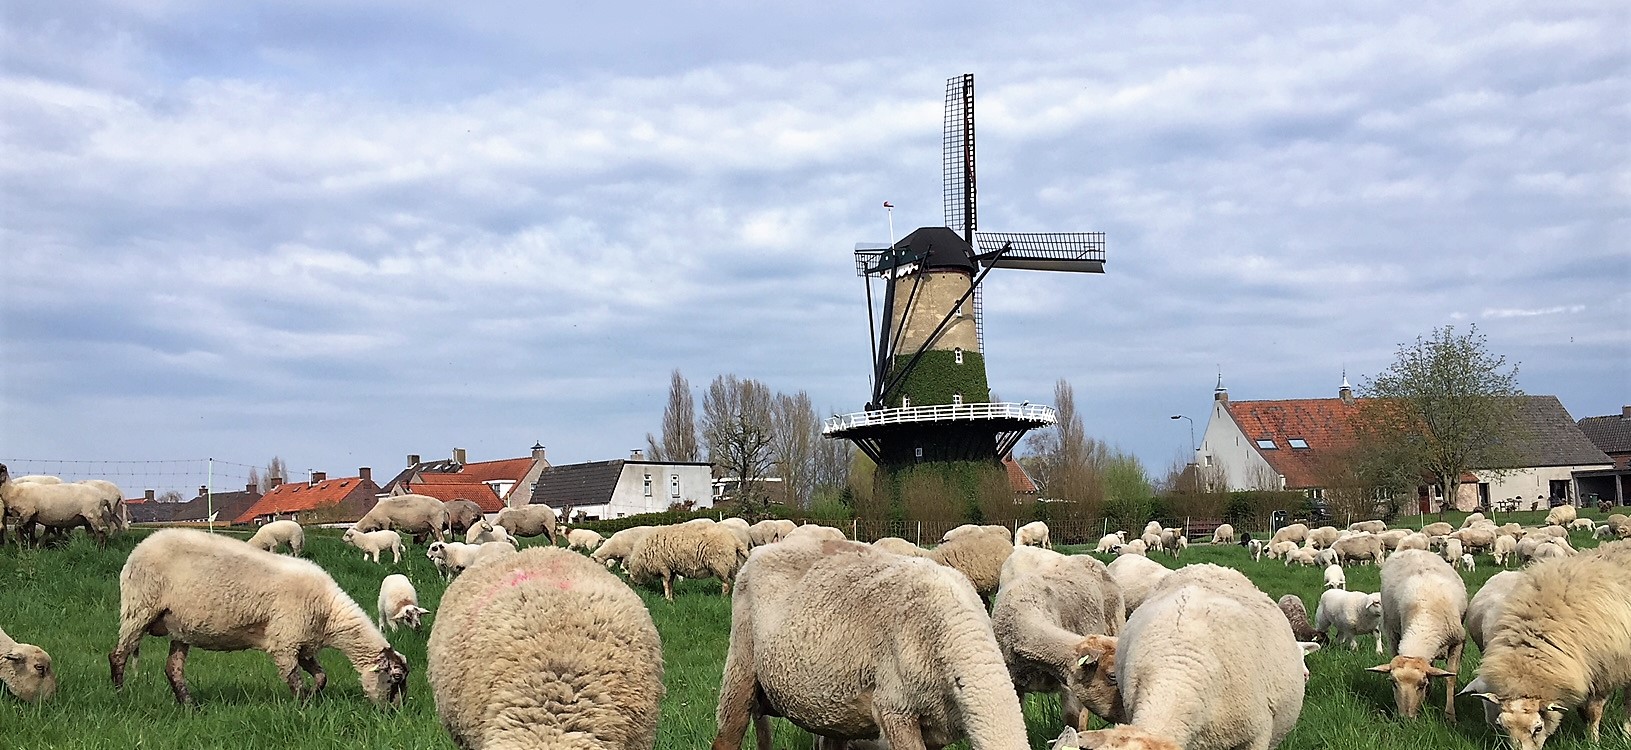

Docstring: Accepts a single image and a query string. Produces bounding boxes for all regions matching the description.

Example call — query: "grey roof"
[896,226,975,272]
[529,460,625,508]
[1578,410,1631,455]
[129,489,261,524]
[1484,396,1613,469]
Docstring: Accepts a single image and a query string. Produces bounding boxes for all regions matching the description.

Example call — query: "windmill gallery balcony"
[823,402,1057,467]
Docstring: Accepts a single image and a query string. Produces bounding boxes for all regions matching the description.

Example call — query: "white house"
[527,452,714,521]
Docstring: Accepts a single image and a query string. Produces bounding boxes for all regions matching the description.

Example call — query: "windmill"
[823,74,1107,472]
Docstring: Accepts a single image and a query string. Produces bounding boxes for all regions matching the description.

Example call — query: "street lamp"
[1170,415,1195,457]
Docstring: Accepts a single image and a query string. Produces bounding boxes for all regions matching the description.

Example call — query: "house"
[528,451,714,521]
[126,483,263,525]
[1572,406,1631,506]
[1196,379,1612,512]
[234,469,382,525]
[381,445,550,511]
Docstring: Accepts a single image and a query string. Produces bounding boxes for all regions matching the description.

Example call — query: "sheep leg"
[1442,640,1463,722]
[392,544,402,564]
[164,641,194,706]
[298,653,328,696]
[878,714,928,750]
[663,574,675,602]
[273,652,308,700]
[1577,691,1607,743]
[110,609,163,689]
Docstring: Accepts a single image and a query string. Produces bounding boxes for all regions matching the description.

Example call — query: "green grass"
[1,512,1625,749]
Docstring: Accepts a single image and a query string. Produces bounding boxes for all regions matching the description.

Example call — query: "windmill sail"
[942,74,976,241]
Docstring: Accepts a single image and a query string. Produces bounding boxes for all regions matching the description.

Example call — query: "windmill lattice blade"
[973,232,1107,273]
[942,74,976,240]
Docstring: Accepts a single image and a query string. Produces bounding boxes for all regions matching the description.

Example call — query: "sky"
[2,1,1627,495]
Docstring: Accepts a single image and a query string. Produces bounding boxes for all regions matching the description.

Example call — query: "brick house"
[235,469,381,525]
[1575,406,1631,506]
[381,445,550,511]
[126,483,263,525]
[529,452,714,521]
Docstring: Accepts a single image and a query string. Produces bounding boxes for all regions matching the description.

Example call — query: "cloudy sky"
[2,1,1626,492]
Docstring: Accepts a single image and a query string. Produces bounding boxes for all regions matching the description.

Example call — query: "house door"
[1477,483,1490,510]
[1549,479,1570,505]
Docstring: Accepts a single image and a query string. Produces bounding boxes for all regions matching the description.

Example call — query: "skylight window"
[1255,439,1277,450]
[1288,438,1309,449]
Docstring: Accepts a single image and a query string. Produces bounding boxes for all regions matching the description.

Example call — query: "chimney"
[1339,374,1355,405]
[358,467,372,483]
[246,482,257,494]
[310,471,326,485]
[144,489,155,502]
[1623,405,1630,419]
[630,449,645,461]
[198,485,208,498]
[268,476,284,490]
[407,454,421,467]
[452,448,467,466]
[532,442,547,461]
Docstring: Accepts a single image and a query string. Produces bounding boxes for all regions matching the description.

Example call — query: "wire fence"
[0,458,265,500]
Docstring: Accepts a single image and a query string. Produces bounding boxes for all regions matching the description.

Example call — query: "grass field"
[1,510,1625,749]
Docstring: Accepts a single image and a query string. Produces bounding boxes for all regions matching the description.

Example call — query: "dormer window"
[902,395,911,408]
[1255,439,1277,450]
[954,347,964,364]
[953,393,963,405]
[1288,438,1309,449]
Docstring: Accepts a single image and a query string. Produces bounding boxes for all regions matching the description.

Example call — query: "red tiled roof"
[1225,398,1364,489]
[402,481,503,512]
[1002,455,1037,494]
[447,458,534,484]
[235,477,370,523]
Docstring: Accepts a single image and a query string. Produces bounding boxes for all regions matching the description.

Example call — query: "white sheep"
[1211,523,1235,544]
[1324,564,1346,590]
[462,519,494,544]
[426,541,483,579]
[1014,520,1051,549]
[1333,533,1385,566]
[1140,532,1164,553]
[1315,589,1383,652]
[1369,549,1468,720]
[1452,526,1497,553]
[0,464,114,546]
[376,574,429,632]
[713,538,1030,750]
[1094,533,1123,554]
[1420,522,1454,537]
[429,547,663,749]
[566,528,605,553]
[245,520,304,556]
[1461,512,1487,529]
[625,522,747,601]
[747,518,795,546]
[872,536,930,558]
[1306,526,1340,549]
[994,553,1125,730]
[1142,520,1162,537]
[1314,547,1339,568]
[1106,553,1172,617]
[1567,517,1596,532]
[716,516,754,550]
[1594,524,1614,540]
[1463,570,1525,652]
[493,504,558,545]
[1285,548,1317,567]
[1073,564,1316,750]
[352,493,450,544]
[1396,532,1430,552]
[342,528,404,564]
[1440,537,1464,565]
[1269,522,1309,546]
[1248,539,1266,562]
[927,524,1014,600]
[1606,513,1631,539]
[1459,553,1476,572]
[1472,541,1631,748]
[997,544,1064,589]
[0,624,56,702]
[1492,533,1518,567]
[1267,540,1298,561]
[1528,540,1569,564]
[1118,539,1148,557]
[1349,520,1387,535]
[472,541,518,567]
[591,526,655,569]
[784,523,846,544]
[109,529,408,707]
[1543,503,1577,527]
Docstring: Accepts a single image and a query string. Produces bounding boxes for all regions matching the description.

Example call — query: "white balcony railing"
[822,402,1057,435]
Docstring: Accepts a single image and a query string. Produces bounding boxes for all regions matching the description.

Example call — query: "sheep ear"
[1366,663,1394,673]
[1049,726,1080,749]
[1074,635,1116,666]
[1299,642,1322,655]
[1425,666,1456,679]
[1545,702,1566,712]
[3,652,21,663]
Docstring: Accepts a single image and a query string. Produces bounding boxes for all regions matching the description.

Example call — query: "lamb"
[1106,553,1173,617]
[1267,540,1299,561]
[1285,548,1317,567]
[246,520,304,556]
[1369,549,1468,720]
[591,526,655,569]
[1211,523,1235,544]
[429,547,663,750]
[1278,594,1326,645]
[1463,571,1524,652]
[711,538,1030,750]
[1333,533,1385,566]
[427,541,483,579]
[1167,535,1189,559]
[1094,533,1123,554]
[1461,512,1487,529]
[748,518,795,546]
[625,522,747,601]
[1324,564,1346,590]
[352,494,449,544]
[1493,534,1518,566]
[566,528,605,553]
[493,504,558,545]
[0,464,115,546]
[1073,565,1316,750]
[0,625,56,702]
[1248,539,1266,562]
[109,529,409,707]
[871,536,929,558]
[1459,553,1476,572]
[1543,504,1577,527]
[1315,547,1338,567]
[993,553,1126,730]
[376,574,429,632]
[442,499,487,535]
[1595,524,1615,540]
[1159,527,1184,551]
[1472,542,1631,749]
[1269,523,1309,546]
[1140,532,1164,553]
[927,524,1014,599]
[1014,520,1051,549]
[1315,589,1383,652]
[343,528,405,563]
[1348,520,1387,535]
[1306,526,1340,549]
[472,541,517,567]
[465,521,515,547]
[1568,517,1597,532]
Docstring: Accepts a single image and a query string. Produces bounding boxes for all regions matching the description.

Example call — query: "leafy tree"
[701,375,775,520]
[646,369,699,462]
[1357,325,1524,518]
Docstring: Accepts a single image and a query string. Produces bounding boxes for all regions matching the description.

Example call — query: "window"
[901,395,911,408]
[1255,439,1277,450]
[954,347,964,364]
[643,475,652,497]
[955,303,964,318]
[670,475,681,498]
[1288,438,1309,449]
[952,393,963,405]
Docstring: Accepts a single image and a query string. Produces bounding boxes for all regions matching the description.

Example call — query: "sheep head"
[1068,725,1181,750]
[401,605,431,631]
[361,647,410,709]
[2,644,56,703]
[1071,635,1123,724]
[1367,655,1454,717]
[1472,695,1565,750]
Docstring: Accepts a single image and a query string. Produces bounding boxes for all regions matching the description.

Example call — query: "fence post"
[851,519,857,540]
[916,520,922,546]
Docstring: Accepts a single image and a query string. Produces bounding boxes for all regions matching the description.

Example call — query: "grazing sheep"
[78,479,129,532]
[493,504,558,545]
[1370,549,1468,720]
[941,523,983,542]
[1315,547,1339,568]
[1568,517,1596,532]
[427,541,483,579]
[1333,533,1385,566]
[1516,534,1549,562]
[1452,526,1497,553]
[109,529,409,707]
[0,625,56,703]
[1532,525,1569,540]
[993,553,1126,729]
[1464,571,1525,652]
[1306,526,1340,549]
[1595,524,1614,540]
[1348,520,1387,535]
[1285,548,1317,567]
[376,574,429,632]
[1267,540,1299,561]
[748,518,795,546]
[1376,528,1412,552]
[872,536,930,558]
[465,522,515,547]
[1279,594,1327,646]
[1140,532,1164,554]
[1269,523,1309,546]
[927,524,1014,600]
[1075,565,1316,750]
[353,494,450,544]
[998,545,1065,589]
[1528,540,1569,564]
[1493,534,1518,566]
[1015,520,1052,549]
[566,528,605,554]
[1461,512,1487,529]
[1459,553,1476,572]
[1106,554,1172,617]
[591,526,655,569]
[1118,539,1148,558]
[442,499,487,535]
[1324,564,1346,590]
[430,547,663,750]
[1605,513,1631,539]
[343,528,405,564]
[717,517,753,549]
[785,524,847,544]
[1473,542,1631,749]
[0,464,114,546]
[711,538,1029,750]
[1543,504,1577,527]
[1211,523,1235,544]
[472,541,517,567]
[1315,589,1384,652]
[1094,534,1123,554]
[1421,522,1454,538]
[625,522,747,601]
[246,520,304,556]
[1396,532,1431,552]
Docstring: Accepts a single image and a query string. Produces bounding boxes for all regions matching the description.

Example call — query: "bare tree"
[261,456,287,493]
[770,391,817,509]
[812,408,853,495]
[246,467,260,493]
[702,375,776,519]
[646,369,699,463]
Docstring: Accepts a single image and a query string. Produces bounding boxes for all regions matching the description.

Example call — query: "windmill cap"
[894,226,975,272]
